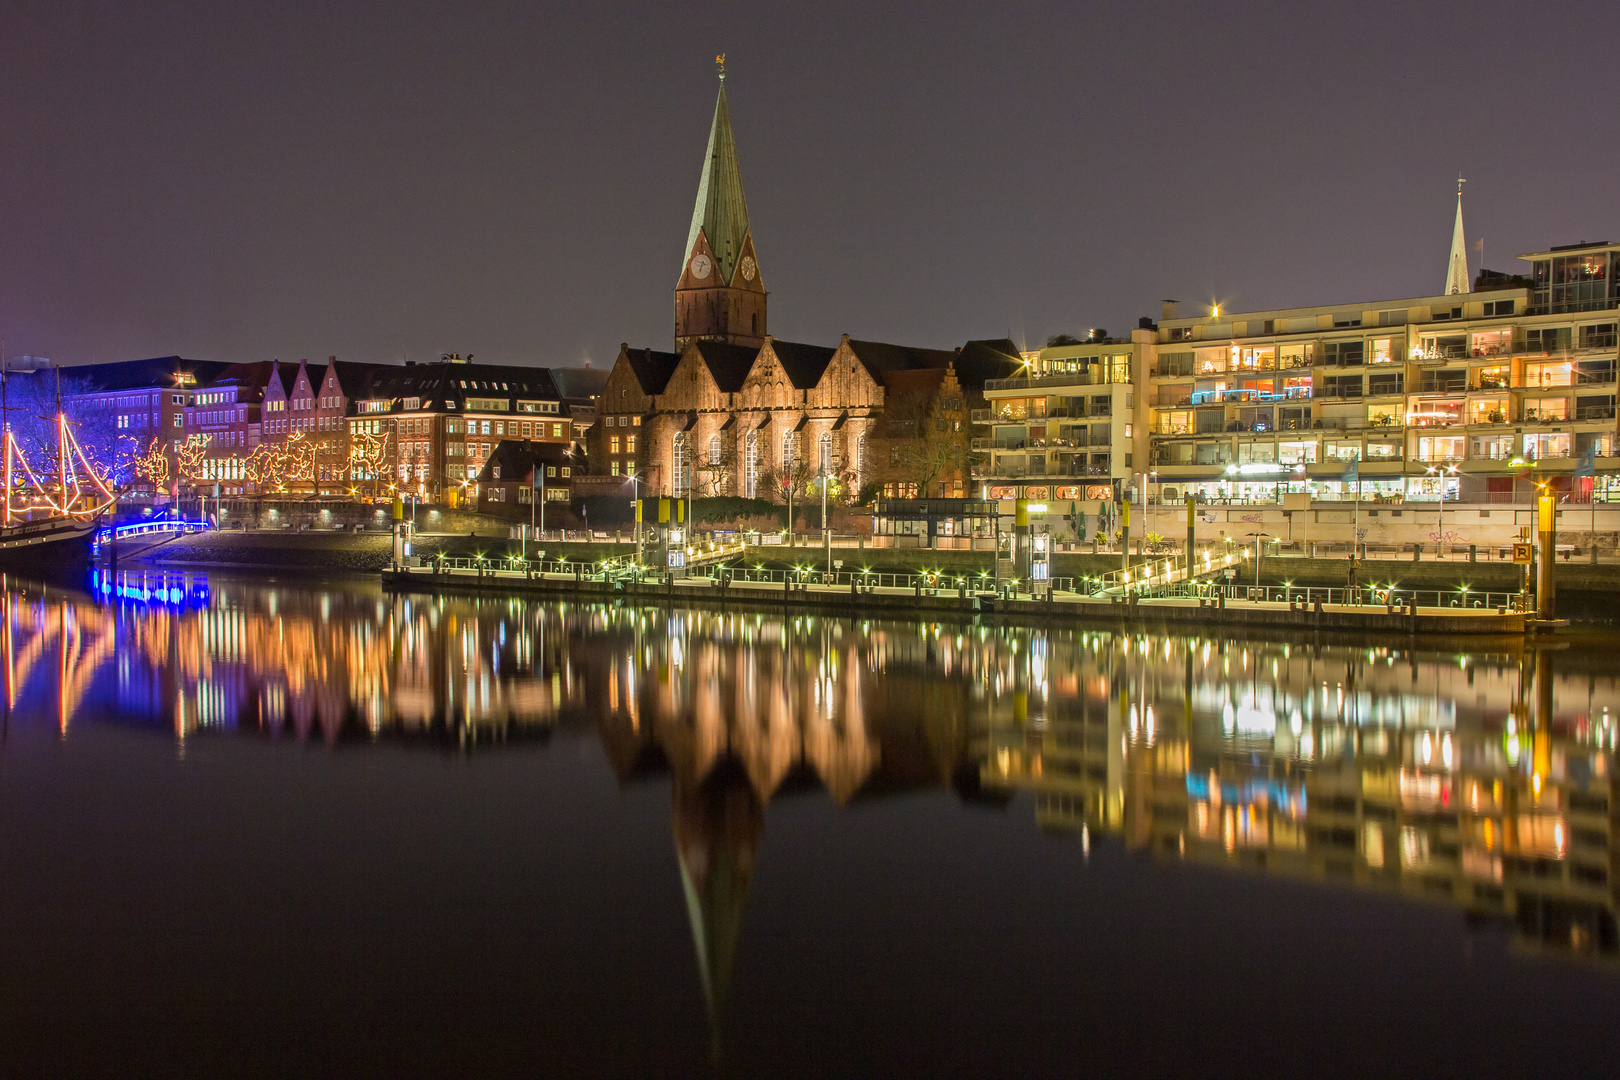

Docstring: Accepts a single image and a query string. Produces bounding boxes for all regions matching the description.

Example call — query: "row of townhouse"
[980,239,1620,509]
[64,354,605,504]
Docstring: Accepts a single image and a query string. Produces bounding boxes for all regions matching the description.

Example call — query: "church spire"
[675,62,766,351]
[1445,179,1469,295]
[684,72,753,287]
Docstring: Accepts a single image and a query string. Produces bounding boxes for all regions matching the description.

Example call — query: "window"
[1522,327,1569,354]
[552,423,564,438]
[745,430,759,498]
[609,435,620,454]
[1278,440,1317,464]
[818,432,832,472]
[708,433,722,465]
[1470,434,1513,460]
[1481,300,1514,317]
[1416,435,1464,462]
[625,434,636,453]
[1324,340,1364,365]
[783,431,795,470]
[673,432,689,496]
[1524,432,1572,460]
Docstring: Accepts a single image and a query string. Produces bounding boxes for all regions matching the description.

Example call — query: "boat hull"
[0,517,97,570]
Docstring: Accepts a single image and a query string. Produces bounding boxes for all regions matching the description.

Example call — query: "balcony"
[1576,404,1618,421]
[984,371,1096,393]
[1314,385,1365,399]
[970,409,994,424]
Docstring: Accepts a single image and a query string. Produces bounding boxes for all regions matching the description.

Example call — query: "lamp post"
[1427,459,1458,558]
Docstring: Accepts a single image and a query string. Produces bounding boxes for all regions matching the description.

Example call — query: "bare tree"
[764,454,817,546]
[883,391,973,498]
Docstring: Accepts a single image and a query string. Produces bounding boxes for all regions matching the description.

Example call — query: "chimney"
[1161,300,1180,322]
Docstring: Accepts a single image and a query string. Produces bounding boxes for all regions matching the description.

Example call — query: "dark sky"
[0,2,1614,369]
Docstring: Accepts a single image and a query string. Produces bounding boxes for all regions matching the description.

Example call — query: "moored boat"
[0,515,98,567]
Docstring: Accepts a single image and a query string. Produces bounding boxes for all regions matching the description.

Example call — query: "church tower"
[675,64,767,351]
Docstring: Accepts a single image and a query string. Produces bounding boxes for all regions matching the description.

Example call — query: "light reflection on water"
[5,568,1620,1066]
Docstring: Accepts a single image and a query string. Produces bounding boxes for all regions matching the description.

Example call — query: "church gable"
[600,346,658,416]
[676,230,722,291]
[731,233,763,292]
[735,341,795,412]
[807,338,883,412]
[659,343,729,413]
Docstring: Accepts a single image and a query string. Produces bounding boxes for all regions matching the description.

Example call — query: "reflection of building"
[8,573,1620,1058]
[980,631,1620,961]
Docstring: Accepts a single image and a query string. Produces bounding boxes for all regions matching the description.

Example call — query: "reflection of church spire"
[672,758,763,1061]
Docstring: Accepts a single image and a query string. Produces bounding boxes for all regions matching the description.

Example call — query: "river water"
[0,568,1617,1077]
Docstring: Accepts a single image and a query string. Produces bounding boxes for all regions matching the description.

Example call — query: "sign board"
[667,550,687,568]
[1512,543,1534,565]
[1031,563,1049,582]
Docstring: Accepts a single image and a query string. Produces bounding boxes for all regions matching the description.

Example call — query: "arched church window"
[818,432,832,473]
[708,433,722,465]
[745,430,759,498]
[672,432,688,497]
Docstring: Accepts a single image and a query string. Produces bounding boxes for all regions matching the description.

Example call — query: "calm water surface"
[0,569,1618,1077]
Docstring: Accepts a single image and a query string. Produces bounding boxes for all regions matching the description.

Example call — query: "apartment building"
[974,327,1154,503]
[1147,241,1620,505]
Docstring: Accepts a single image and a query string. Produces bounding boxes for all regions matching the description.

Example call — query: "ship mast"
[1,342,9,526]
[56,365,66,517]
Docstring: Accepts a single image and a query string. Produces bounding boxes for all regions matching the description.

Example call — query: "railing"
[1576,405,1617,420]
[1314,385,1364,399]
[100,519,213,540]
[1150,582,1523,610]
[970,409,994,424]
[984,371,1099,393]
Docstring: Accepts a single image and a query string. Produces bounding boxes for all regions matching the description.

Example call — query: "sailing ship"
[0,359,112,569]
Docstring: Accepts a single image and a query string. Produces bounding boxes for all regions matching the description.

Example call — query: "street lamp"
[1426,459,1458,557]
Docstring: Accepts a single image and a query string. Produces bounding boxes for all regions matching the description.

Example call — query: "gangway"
[1085,547,1248,597]
[97,518,212,543]
[682,537,748,568]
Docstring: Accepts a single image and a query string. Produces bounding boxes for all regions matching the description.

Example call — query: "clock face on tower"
[689,253,712,280]
[740,255,757,281]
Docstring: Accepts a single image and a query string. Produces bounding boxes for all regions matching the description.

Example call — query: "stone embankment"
[126,528,1617,623]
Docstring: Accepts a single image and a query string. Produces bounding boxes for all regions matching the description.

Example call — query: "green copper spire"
[684,75,752,286]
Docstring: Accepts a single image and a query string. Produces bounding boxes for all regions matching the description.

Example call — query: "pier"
[381,558,1525,635]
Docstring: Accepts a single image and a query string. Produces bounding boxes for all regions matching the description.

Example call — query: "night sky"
[0,2,1614,369]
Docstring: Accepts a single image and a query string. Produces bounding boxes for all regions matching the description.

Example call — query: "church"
[592,67,1018,504]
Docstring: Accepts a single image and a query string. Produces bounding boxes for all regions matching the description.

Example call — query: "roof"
[684,80,752,285]
[769,340,836,389]
[952,339,1023,393]
[881,367,950,395]
[550,366,610,400]
[474,439,577,485]
[622,347,681,396]
[845,339,958,384]
[692,341,758,393]
[56,356,231,393]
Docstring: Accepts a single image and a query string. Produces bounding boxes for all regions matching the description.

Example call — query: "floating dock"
[381,564,1526,635]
